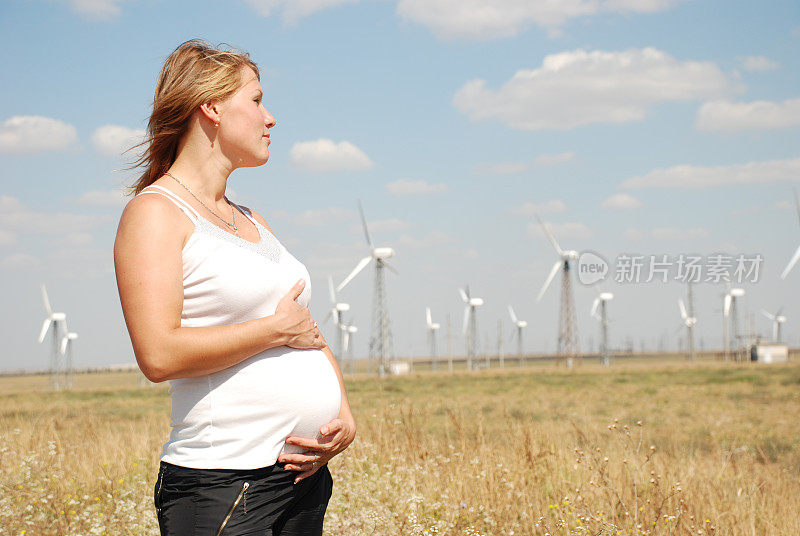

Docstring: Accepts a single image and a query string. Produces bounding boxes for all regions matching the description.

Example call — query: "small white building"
[389,361,411,375]
[749,343,789,363]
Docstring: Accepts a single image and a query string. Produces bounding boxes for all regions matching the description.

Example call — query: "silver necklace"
[165,171,238,235]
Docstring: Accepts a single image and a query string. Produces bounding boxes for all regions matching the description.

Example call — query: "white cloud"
[695,97,800,131]
[454,48,729,130]
[76,189,127,207]
[0,253,40,270]
[510,200,567,215]
[650,227,709,240]
[619,157,800,189]
[289,139,373,173]
[272,207,355,227]
[244,0,357,22]
[0,230,17,247]
[397,0,684,40]
[385,179,448,195]
[533,151,575,167]
[601,193,642,209]
[0,116,78,154]
[68,0,124,21]
[0,195,109,235]
[91,125,146,157]
[738,55,780,72]
[527,220,593,240]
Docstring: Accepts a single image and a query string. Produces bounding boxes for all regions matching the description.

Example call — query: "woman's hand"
[274,280,326,350]
[278,417,357,483]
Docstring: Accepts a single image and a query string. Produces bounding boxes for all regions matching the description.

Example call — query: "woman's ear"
[199,101,222,124]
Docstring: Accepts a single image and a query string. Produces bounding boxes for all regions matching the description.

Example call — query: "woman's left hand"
[278,417,356,483]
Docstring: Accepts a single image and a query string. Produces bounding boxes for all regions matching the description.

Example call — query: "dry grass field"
[1,359,798,535]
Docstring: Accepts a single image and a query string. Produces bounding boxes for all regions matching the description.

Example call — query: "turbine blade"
[761,309,775,320]
[426,307,432,328]
[537,261,562,301]
[382,260,399,275]
[724,294,731,317]
[462,306,470,336]
[41,284,52,315]
[780,243,800,279]
[38,318,51,343]
[328,276,336,303]
[590,298,600,319]
[357,200,373,249]
[458,287,468,303]
[343,331,350,353]
[535,214,564,256]
[337,256,372,292]
[60,337,68,355]
[324,309,333,324]
[507,305,517,324]
[678,299,687,320]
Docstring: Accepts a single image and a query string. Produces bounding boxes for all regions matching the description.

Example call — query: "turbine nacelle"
[60,332,78,355]
[562,251,579,261]
[372,247,395,259]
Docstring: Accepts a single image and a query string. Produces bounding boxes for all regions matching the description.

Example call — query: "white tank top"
[135,184,341,470]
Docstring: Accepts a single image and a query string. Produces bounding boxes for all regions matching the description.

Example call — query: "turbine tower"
[781,186,800,279]
[459,286,483,370]
[341,319,358,374]
[425,307,441,369]
[761,308,786,343]
[535,215,579,368]
[724,286,745,361]
[507,305,527,366]
[678,297,697,361]
[591,291,614,366]
[325,275,350,362]
[679,280,697,361]
[60,328,78,389]
[337,201,397,377]
[38,284,67,390]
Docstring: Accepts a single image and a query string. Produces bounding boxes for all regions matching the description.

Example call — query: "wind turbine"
[459,286,483,370]
[678,280,697,361]
[337,201,397,377]
[38,284,67,390]
[325,276,350,362]
[591,291,614,366]
[425,307,441,369]
[341,320,358,374]
[60,328,78,389]
[724,286,745,361]
[781,187,800,279]
[507,305,527,365]
[761,308,786,343]
[535,214,579,368]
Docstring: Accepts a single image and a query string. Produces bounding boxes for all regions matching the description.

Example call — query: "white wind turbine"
[781,187,800,279]
[38,284,67,390]
[761,308,787,343]
[507,306,527,365]
[325,275,350,362]
[591,291,614,366]
[678,298,697,361]
[723,286,745,360]
[337,201,397,377]
[535,214,579,367]
[459,286,484,370]
[425,307,441,368]
[60,328,78,389]
[341,320,358,374]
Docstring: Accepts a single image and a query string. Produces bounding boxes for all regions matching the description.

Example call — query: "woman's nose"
[264,109,277,129]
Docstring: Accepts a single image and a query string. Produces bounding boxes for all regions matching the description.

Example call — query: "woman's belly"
[163,347,341,469]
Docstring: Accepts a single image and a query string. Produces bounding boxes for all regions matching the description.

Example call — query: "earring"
[214,122,219,128]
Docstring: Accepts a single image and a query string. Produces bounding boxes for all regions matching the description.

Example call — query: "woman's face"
[217,66,276,168]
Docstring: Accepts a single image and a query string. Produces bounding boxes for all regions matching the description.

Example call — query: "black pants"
[154,460,333,536]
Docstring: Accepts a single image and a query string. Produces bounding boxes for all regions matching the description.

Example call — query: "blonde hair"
[125,39,259,195]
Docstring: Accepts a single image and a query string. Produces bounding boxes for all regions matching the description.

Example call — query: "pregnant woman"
[113,39,356,535]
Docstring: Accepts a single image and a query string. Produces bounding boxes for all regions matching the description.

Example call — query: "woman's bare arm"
[114,194,324,383]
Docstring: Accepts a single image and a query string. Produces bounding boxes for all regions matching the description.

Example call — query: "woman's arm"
[114,194,324,383]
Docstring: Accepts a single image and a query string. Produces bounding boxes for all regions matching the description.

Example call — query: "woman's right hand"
[275,280,326,350]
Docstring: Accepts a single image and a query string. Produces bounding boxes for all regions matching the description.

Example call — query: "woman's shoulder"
[117,187,195,246]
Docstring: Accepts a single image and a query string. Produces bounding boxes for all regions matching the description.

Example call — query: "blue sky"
[1,0,799,372]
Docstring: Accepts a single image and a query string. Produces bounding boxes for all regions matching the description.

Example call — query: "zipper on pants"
[215,481,249,536]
